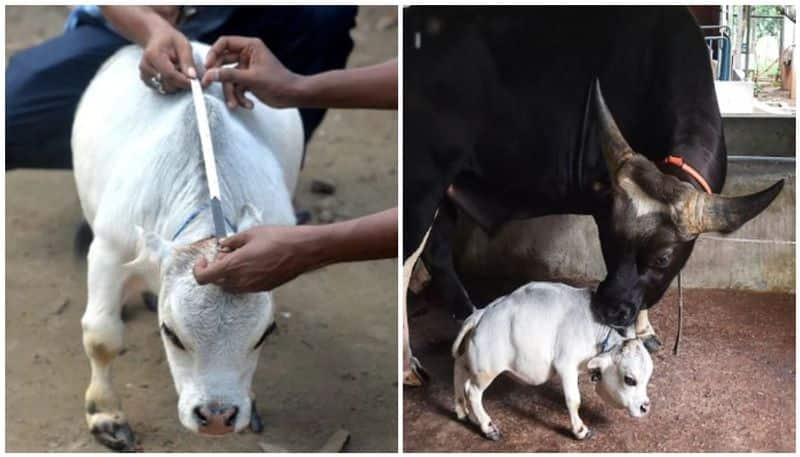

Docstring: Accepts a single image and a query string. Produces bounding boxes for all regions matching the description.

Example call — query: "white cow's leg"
[465,374,501,440]
[82,238,137,451]
[452,359,469,421]
[561,368,591,440]
[635,309,662,353]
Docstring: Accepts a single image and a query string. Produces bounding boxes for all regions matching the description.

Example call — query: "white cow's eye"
[624,375,637,386]
[161,323,186,351]
[254,322,277,350]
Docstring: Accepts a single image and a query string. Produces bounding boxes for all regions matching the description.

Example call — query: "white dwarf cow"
[72,43,303,450]
[452,282,653,441]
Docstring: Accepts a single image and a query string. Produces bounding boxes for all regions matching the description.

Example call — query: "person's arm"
[193,208,397,293]
[101,6,177,46]
[201,36,397,110]
[293,61,397,109]
[101,6,196,92]
[323,207,397,260]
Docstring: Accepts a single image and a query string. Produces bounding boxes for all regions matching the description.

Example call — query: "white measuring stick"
[189,78,227,238]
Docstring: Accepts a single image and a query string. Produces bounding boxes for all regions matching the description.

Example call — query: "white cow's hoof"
[483,422,502,441]
[88,412,139,451]
[573,424,593,440]
[249,400,264,433]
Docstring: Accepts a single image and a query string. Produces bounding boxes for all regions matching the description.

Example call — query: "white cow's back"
[72,43,303,253]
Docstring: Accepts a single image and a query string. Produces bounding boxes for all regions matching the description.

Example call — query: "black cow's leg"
[421,198,475,320]
[403,224,432,387]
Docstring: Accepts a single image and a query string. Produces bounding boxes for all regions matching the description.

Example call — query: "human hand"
[201,36,301,109]
[139,22,196,94]
[193,209,396,293]
[193,225,325,293]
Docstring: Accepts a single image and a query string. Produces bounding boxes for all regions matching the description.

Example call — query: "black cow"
[402,6,783,383]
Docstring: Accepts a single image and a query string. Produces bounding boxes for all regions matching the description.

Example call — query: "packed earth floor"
[404,287,795,452]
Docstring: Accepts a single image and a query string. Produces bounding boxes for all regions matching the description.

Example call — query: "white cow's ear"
[238,203,263,231]
[124,226,172,273]
[587,353,612,372]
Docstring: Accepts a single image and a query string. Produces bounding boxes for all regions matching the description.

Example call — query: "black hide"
[403,7,730,326]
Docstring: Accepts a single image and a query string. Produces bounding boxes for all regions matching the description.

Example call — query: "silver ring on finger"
[149,73,166,95]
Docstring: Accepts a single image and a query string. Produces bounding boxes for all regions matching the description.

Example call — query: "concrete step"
[716,80,795,157]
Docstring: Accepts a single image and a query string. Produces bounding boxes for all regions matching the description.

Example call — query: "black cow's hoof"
[404,356,430,386]
[90,419,140,452]
[141,292,158,312]
[454,406,468,422]
[642,335,663,353]
[249,401,264,433]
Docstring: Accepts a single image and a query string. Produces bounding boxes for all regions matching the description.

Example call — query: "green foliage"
[752,5,782,39]
[749,5,784,82]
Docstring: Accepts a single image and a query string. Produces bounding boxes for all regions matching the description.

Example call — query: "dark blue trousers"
[6,6,357,170]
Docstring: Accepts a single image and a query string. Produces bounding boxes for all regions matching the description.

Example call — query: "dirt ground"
[6,6,397,452]
[404,286,795,452]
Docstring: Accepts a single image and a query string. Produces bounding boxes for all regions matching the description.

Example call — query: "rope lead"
[672,270,684,355]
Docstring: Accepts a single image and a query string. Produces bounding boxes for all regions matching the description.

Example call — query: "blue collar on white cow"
[598,327,615,354]
[171,202,237,241]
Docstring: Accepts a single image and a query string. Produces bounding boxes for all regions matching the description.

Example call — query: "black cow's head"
[591,81,784,328]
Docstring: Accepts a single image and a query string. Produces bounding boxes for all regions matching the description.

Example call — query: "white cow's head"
[125,204,274,436]
[587,338,653,418]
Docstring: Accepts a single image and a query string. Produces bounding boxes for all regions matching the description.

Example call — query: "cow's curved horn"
[681,179,784,235]
[593,79,635,178]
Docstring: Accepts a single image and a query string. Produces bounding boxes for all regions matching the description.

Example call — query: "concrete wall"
[453,158,795,293]
[724,115,796,157]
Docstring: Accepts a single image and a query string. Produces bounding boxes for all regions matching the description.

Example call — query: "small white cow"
[72,42,303,450]
[452,282,653,441]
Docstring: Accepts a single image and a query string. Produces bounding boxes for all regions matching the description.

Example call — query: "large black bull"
[402,7,783,383]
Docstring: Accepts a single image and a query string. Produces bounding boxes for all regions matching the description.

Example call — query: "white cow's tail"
[451,307,485,359]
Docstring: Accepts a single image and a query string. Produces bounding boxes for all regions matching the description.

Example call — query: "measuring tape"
[189,78,227,240]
